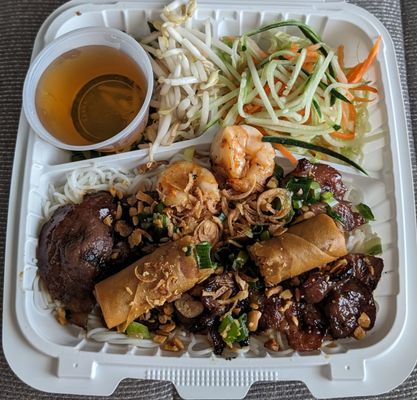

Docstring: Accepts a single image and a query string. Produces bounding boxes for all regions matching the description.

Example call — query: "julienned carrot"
[337,45,345,70]
[346,63,363,81]
[306,43,322,52]
[348,36,382,83]
[244,103,263,114]
[353,97,374,103]
[352,85,378,93]
[330,131,355,140]
[274,143,298,166]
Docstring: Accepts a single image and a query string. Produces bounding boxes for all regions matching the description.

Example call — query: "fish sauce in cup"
[35,45,147,146]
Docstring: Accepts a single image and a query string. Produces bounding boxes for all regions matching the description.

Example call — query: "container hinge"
[57,352,96,379]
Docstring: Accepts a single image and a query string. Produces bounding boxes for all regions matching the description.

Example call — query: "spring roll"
[248,214,347,286]
[95,236,212,332]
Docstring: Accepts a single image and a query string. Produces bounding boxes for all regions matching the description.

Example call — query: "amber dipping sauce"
[35,45,147,145]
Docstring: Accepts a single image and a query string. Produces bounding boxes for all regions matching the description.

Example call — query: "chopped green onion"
[355,203,375,221]
[262,136,368,175]
[321,191,333,200]
[218,315,241,346]
[232,250,248,270]
[218,314,249,346]
[293,199,303,209]
[217,212,227,222]
[236,314,249,342]
[273,164,285,180]
[309,181,321,202]
[260,230,270,241]
[365,236,382,255]
[126,322,151,339]
[326,205,343,223]
[185,245,193,257]
[153,213,169,228]
[323,196,339,208]
[195,241,214,269]
[252,225,264,236]
[154,202,165,214]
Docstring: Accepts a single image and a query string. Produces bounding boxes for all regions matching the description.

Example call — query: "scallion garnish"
[365,236,382,255]
[126,322,151,339]
[262,136,368,175]
[232,250,248,270]
[273,164,285,180]
[195,241,214,269]
[260,230,270,241]
[355,203,375,221]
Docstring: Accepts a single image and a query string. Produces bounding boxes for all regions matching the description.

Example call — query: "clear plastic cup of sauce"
[23,27,154,152]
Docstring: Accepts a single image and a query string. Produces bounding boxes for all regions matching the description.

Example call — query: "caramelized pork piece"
[200,273,238,315]
[287,158,347,200]
[284,302,326,352]
[301,254,383,304]
[324,278,376,338]
[37,191,116,326]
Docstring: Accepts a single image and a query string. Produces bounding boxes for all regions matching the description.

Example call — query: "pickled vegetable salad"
[142,0,380,167]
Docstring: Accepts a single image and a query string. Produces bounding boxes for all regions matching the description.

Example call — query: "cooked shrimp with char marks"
[210,125,276,193]
[156,160,220,213]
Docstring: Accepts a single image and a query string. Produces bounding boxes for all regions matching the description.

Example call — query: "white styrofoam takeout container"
[3,1,417,399]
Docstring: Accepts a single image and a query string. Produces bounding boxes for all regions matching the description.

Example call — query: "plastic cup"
[22,27,154,152]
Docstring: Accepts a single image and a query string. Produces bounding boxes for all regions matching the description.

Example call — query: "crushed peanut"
[129,207,138,217]
[354,326,366,340]
[358,312,371,329]
[127,195,137,206]
[153,334,168,345]
[128,229,142,248]
[162,337,184,352]
[132,216,139,226]
[264,339,279,352]
[103,215,113,226]
[279,289,293,300]
[248,310,262,332]
[115,220,133,237]
[115,203,123,220]
[266,285,282,298]
[160,322,176,333]
[56,307,67,326]
[158,314,170,325]
[163,302,174,316]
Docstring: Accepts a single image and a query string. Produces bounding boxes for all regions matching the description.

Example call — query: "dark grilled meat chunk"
[334,201,366,231]
[288,158,347,200]
[201,273,238,315]
[324,278,376,338]
[301,254,383,303]
[258,294,285,331]
[37,191,116,326]
[284,302,326,352]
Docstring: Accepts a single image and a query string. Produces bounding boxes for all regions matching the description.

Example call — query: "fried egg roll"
[95,236,212,332]
[248,214,347,286]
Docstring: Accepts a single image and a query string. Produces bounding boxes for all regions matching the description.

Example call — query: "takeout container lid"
[22,26,154,152]
[4,1,417,399]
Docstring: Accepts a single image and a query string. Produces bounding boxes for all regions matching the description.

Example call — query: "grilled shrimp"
[210,125,276,193]
[157,160,220,212]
